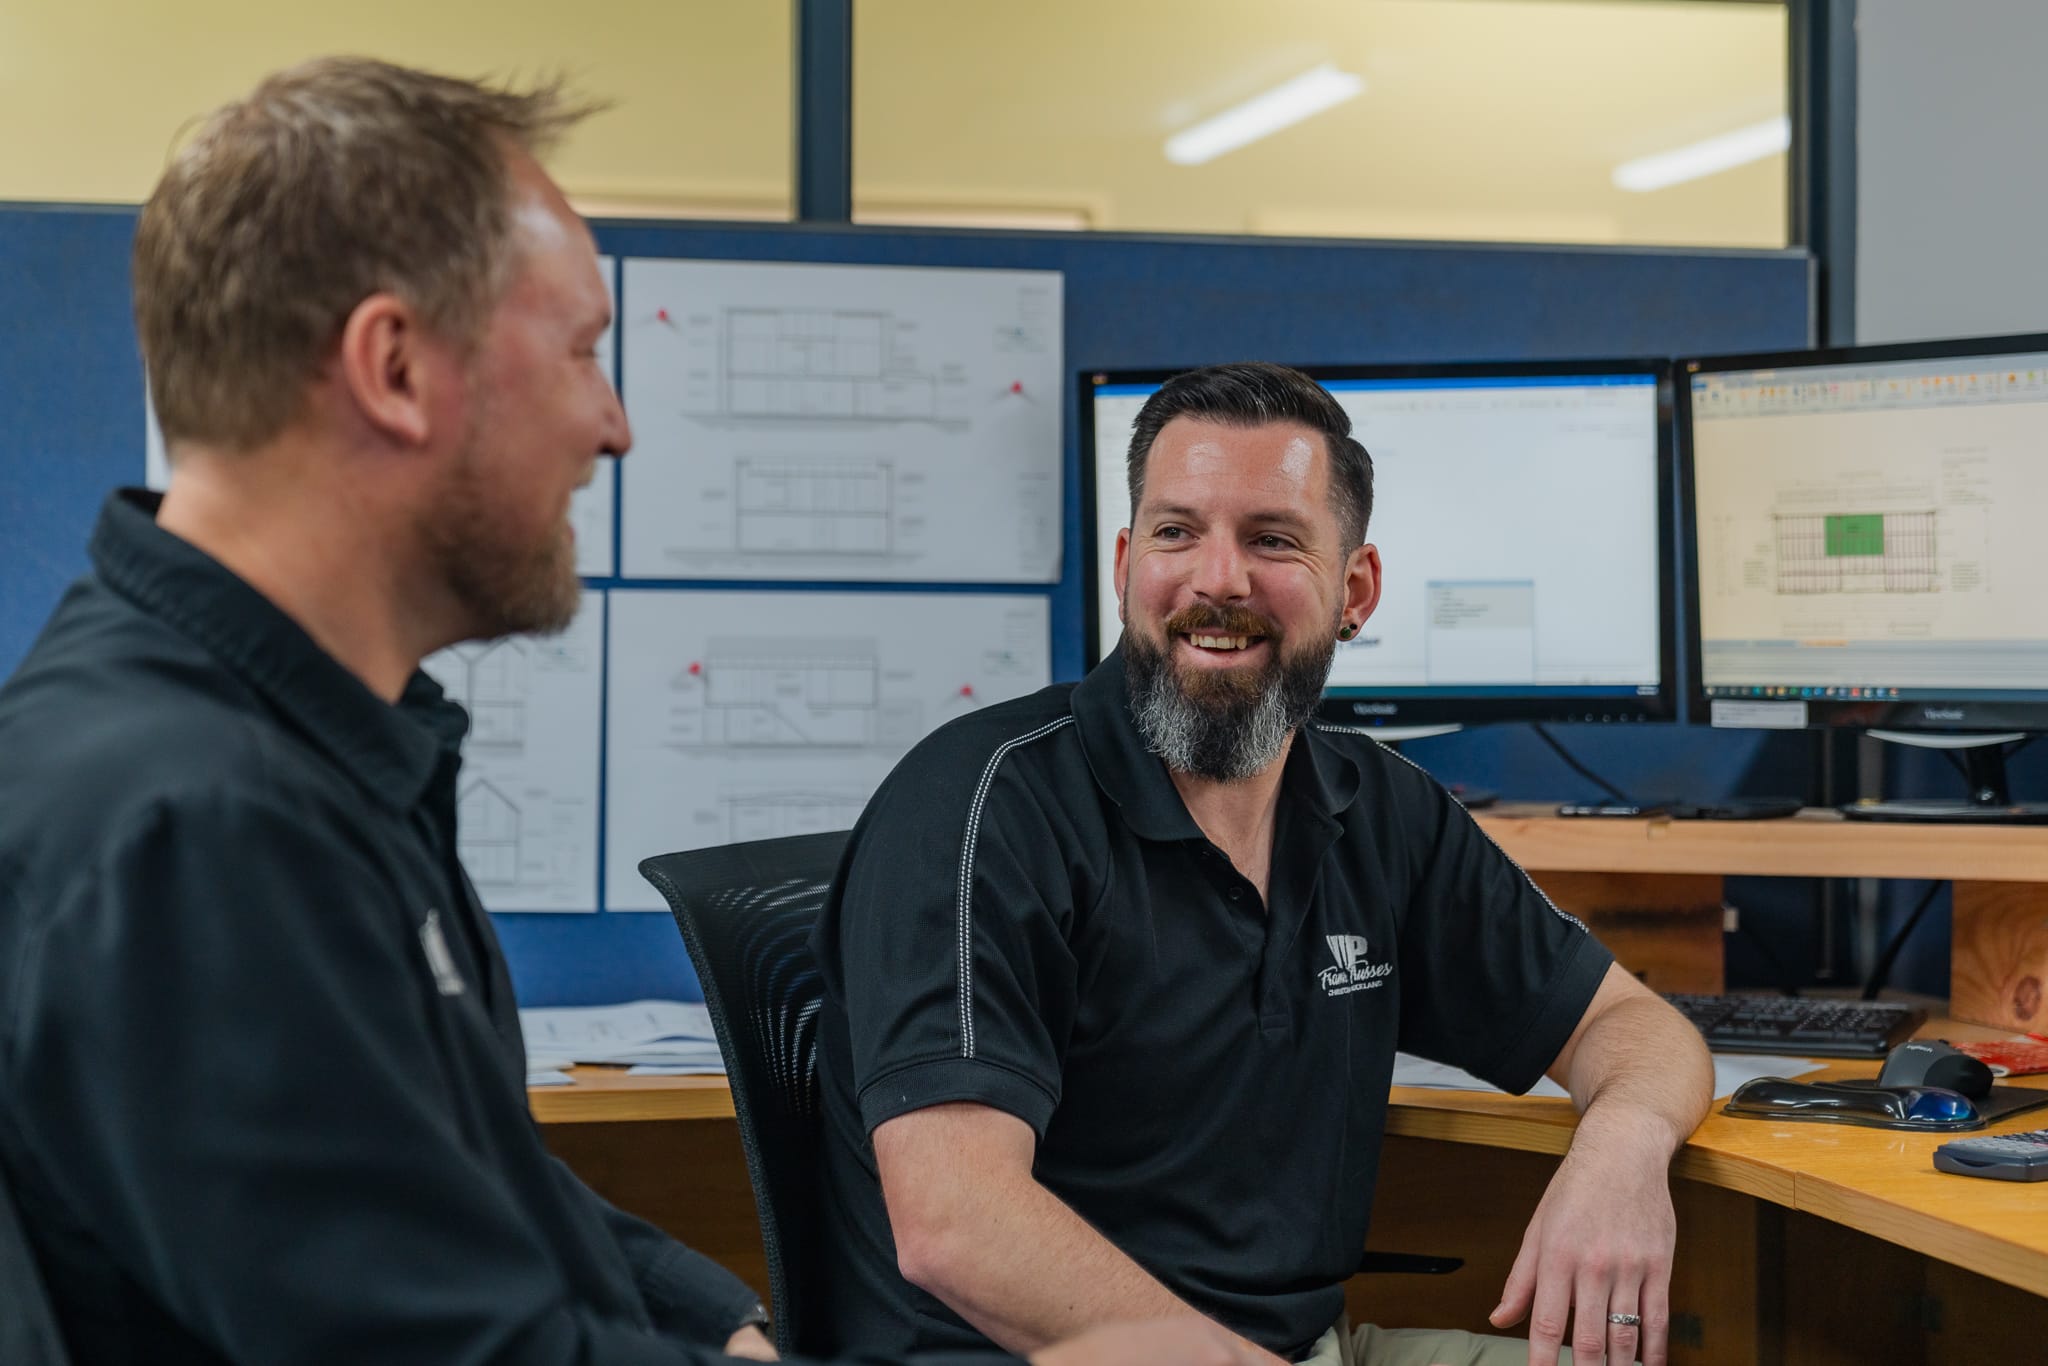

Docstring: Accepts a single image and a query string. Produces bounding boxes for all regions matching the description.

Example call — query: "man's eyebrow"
[1244,508,1317,532]
[1144,502,1317,532]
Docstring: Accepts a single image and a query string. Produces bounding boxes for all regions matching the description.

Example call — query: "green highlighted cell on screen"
[1825,514,1885,557]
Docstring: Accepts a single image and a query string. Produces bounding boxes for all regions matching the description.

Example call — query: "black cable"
[1529,724,1632,804]
[1939,734,2040,780]
[1729,902,1803,997]
[1860,880,1947,1000]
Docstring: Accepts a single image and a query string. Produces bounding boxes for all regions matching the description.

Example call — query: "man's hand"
[1027,1318,1276,1366]
[1497,963,1709,1366]
[722,1324,778,1360]
[1488,1118,1675,1366]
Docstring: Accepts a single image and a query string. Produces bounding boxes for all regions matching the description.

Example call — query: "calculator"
[1932,1128,2048,1181]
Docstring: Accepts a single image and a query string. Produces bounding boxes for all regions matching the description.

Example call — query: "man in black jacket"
[0,57,1256,1366]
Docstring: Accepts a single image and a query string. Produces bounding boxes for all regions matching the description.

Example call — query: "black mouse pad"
[1723,1082,2048,1132]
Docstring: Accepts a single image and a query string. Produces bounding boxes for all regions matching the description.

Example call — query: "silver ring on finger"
[1607,1312,1642,1327]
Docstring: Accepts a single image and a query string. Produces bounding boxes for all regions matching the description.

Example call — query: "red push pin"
[687,661,702,676]
[657,307,673,324]
[959,684,975,698]
[1009,381,1023,395]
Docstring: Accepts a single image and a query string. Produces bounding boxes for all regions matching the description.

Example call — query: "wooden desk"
[529,1070,733,1125]
[1474,805,2048,1033]
[534,813,2048,1360]
[535,1024,2048,1366]
[1382,1021,2048,1297]
[1366,1021,2048,1364]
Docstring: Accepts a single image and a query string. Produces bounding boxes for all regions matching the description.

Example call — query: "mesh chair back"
[0,1164,71,1364]
[640,832,848,1358]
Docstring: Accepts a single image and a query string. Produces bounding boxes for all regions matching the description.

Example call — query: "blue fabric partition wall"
[0,206,1811,1004]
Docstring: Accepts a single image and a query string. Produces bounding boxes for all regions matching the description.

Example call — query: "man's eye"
[1155,526,1185,540]
[1256,534,1291,549]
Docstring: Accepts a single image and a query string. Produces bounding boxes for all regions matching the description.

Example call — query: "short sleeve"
[822,733,1082,1139]
[1391,781,1613,1094]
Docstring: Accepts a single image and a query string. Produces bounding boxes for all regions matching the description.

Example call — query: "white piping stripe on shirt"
[955,715,1078,1059]
[1312,723,1590,934]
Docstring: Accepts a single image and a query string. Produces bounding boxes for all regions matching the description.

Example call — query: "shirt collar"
[90,488,467,813]
[1071,644,1363,841]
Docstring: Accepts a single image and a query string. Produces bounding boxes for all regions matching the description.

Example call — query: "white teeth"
[1190,634,1252,650]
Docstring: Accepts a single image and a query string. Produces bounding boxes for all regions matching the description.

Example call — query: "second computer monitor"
[1682,333,2048,818]
[1684,333,2048,733]
[1083,360,1676,729]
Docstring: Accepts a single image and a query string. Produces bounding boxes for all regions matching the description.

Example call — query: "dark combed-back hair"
[1124,361,1374,545]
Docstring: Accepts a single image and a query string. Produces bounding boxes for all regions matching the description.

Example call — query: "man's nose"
[1188,536,1251,601]
[602,384,632,459]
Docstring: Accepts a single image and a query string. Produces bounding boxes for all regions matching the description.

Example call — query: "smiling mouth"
[1182,632,1265,652]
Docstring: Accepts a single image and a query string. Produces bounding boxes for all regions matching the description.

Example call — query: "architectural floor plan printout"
[619,258,1063,583]
[422,590,604,912]
[602,588,1051,910]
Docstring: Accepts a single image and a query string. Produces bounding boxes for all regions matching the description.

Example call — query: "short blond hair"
[134,56,602,451]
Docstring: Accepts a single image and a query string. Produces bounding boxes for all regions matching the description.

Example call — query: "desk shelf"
[1474,805,2048,1031]
[1476,804,2048,882]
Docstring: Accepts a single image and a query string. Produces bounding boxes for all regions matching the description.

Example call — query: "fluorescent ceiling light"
[1612,116,1791,192]
[1165,64,1366,167]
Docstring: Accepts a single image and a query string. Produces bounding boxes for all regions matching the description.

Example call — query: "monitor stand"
[1841,730,2048,824]
[1360,725,1498,810]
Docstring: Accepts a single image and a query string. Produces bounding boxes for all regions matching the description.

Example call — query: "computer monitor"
[1082,360,1677,742]
[1681,332,2048,822]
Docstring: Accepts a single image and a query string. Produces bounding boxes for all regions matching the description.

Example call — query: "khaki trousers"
[1297,1316,1580,1366]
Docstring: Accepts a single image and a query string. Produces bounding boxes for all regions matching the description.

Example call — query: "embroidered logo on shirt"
[419,909,467,997]
[1318,932,1392,997]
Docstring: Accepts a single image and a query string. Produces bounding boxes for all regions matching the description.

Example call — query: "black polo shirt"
[0,491,762,1365]
[813,647,1612,1360]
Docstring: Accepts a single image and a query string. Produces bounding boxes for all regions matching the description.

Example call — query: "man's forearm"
[1558,993,1712,1156]
[894,1165,1275,1364]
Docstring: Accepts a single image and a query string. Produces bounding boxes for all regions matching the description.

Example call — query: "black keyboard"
[1661,993,1927,1058]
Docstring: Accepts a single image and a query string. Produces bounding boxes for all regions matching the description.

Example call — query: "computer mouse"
[1878,1040,1995,1100]
[1727,1077,1979,1125]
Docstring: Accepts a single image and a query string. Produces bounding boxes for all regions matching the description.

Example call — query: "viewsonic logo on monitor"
[1352,703,1399,716]
[1923,708,1967,723]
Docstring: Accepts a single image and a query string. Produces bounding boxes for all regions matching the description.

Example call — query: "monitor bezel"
[1079,357,1679,728]
[1679,330,2048,734]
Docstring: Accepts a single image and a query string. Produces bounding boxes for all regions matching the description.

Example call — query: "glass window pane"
[0,1,791,218]
[854,0,1787,248]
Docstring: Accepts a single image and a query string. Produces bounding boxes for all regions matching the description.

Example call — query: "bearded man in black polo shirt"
[813,363,1714,1366]
[0,57,1257,1366]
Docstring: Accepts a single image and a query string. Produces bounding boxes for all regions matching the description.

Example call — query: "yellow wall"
[855,0,1789,247]
[0,0,1786,248]
[0,1,791,211]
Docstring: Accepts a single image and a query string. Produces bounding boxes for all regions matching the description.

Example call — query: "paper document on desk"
[1391,1051,1822,1100]
[518,999,723,1067]
[1391,1054,1570,1099]
[526,1069,575,1087]
[1706,1054,1823,1096]
[626,1062,730,1076]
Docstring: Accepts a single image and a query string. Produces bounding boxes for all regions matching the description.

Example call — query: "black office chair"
[0,1162,72,1365]
[641,830,1458,1353]
[640,831,848,1358]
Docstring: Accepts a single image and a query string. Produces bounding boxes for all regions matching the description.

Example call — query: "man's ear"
[334,292,444,447]
[1112,526,1133,625]
[1344,542,1383,629]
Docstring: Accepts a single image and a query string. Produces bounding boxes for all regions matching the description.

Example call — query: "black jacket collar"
[90,488,465,813]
